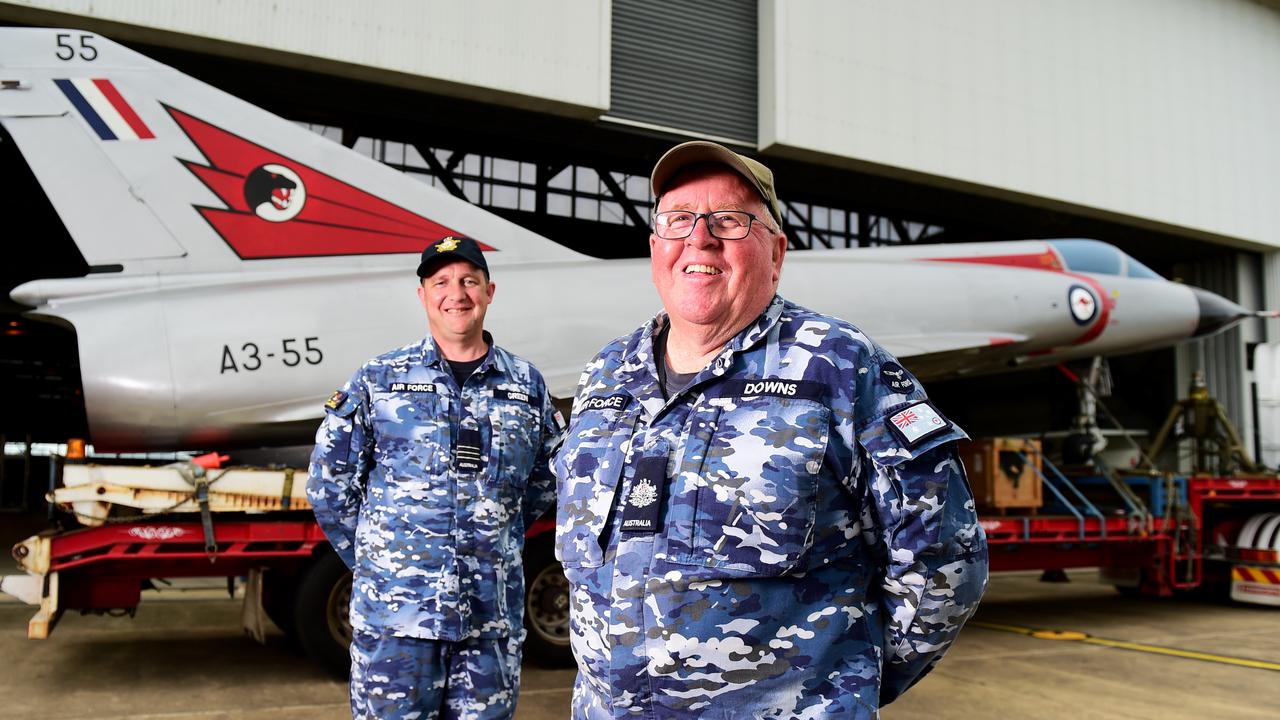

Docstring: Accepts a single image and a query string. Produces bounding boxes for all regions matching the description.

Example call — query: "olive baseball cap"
[649,141,783,228]
[416,236,489,279]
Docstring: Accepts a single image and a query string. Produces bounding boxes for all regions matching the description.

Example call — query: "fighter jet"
[1,27,1268,452]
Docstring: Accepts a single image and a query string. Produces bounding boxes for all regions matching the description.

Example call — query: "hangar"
[2,0,1278,476]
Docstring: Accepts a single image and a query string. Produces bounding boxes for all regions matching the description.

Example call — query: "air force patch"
[581,394,629,411]
[390,382,436,393]
[880,361,916,394]
[886,401,951,447]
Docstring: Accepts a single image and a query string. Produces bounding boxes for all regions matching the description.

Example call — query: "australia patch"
[581,393,630,411]
[879,362,916,394]
[886,401,951,447]
[389,382,436,393]
[324,390,347,410]
[454,425,485,473]
[620,456,667,533]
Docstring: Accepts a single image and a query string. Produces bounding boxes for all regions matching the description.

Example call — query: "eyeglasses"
[652,210,772,241]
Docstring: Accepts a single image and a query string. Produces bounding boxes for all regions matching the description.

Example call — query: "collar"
[418,330,506,375]
[622,295,785,367]
[617,295,787,418]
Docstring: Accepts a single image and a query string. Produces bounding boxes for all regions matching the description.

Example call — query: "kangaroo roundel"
[1068,285,1098,325]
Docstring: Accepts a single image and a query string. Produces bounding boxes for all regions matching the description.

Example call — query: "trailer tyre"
[293,549,353,678]
[522,534,574,667]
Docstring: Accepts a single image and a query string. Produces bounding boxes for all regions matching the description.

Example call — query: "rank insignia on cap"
[886,401,950,447]
[324,390,347,410]
[435,237,460,253]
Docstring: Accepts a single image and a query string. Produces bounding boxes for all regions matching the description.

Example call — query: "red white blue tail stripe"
[54,78,154,141]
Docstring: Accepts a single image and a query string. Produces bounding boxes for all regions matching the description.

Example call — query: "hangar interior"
[2,0,1278,506]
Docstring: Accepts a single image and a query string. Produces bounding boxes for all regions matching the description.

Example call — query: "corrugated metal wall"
[1265,251,1280,342]
[610,0,757,144]
[1174,252,1266,468]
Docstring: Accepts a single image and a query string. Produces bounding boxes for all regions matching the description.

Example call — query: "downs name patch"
[718,379,824,401]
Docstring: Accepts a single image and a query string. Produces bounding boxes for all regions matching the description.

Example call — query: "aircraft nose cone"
[1190,286,1252,337]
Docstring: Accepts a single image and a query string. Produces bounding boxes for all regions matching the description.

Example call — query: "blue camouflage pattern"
[308,333,559,643]
[349,629,523,720]
[554,295,988,718]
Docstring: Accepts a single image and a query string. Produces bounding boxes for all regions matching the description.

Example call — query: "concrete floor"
[1,570,1278,719]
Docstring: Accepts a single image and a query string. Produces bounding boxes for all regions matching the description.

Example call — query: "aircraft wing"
[880,331,1029,359]
[879,332,1030,378]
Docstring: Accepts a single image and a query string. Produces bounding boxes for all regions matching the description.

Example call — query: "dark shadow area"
[1,123,89,446]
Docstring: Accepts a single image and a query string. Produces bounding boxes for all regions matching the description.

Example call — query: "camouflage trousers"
[349,629,523,720]
[570,676,883,720]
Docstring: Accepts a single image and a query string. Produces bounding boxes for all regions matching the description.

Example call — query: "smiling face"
[650,165,786,340]
[417,259,495,347]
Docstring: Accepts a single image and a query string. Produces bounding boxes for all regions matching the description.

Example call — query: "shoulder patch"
[879,362,916,394]
[886,401,951,447]
[324,390,347,410]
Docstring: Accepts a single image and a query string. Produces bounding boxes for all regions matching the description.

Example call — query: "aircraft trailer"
[3,450,1279,675]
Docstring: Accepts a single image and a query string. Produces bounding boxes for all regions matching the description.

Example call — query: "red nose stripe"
[927,250,1064,272]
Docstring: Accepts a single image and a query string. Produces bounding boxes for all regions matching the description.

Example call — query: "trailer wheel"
[522,534,574,667]
[293,549,353,678]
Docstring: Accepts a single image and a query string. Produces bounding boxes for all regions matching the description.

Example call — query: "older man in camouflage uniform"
[309,236,559,720]
[554,142,988,718]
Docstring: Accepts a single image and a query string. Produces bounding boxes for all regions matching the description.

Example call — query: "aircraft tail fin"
[0,27,580,283]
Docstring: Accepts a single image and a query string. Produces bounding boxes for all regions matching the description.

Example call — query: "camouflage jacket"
[554,295,988,718]
[308,334,558,641]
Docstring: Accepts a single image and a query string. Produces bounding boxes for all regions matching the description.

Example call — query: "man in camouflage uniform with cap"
[309,236,559,719]
[554,142,988,718]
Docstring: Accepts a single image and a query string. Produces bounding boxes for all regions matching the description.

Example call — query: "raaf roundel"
[166,105,492,259]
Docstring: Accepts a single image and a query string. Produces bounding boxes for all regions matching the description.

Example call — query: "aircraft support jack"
[1140,371,1261,475]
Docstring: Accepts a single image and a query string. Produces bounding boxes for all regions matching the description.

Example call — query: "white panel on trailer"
[1256,344,1280,469]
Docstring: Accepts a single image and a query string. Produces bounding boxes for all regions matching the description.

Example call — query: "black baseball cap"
[416,236,489,279]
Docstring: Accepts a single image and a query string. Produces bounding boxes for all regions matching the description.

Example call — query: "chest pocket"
[669,395,830,577]
[370,389,450,476]
[491,393,539,489]
[555,406,635,569]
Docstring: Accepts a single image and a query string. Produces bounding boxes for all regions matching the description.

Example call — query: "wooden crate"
[959,438,1043,512]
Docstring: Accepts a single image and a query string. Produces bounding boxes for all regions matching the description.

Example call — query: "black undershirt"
[654,325,698,400]
[447,353,487,389]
